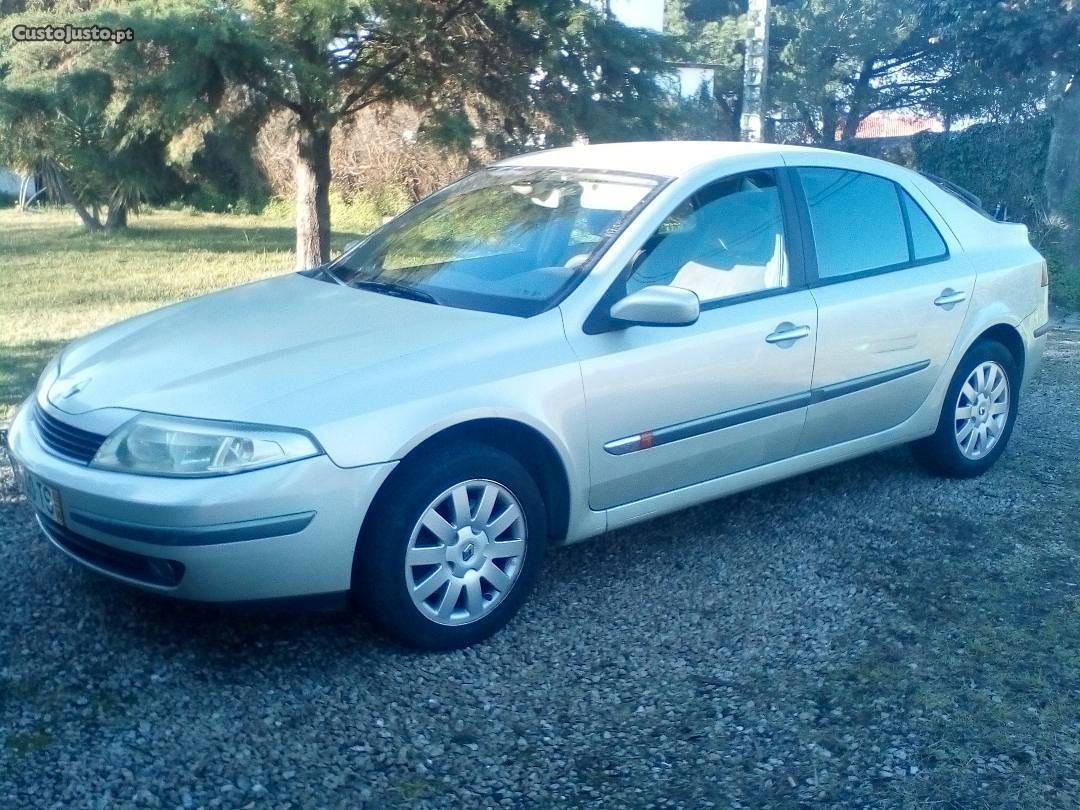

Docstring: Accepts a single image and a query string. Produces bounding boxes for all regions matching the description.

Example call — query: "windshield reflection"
[328,167,662,316]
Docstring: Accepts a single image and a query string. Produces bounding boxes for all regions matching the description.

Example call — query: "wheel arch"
[971,322,1026,378]
[360,417,574,545]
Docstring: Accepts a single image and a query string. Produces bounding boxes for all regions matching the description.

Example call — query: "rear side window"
[796,168,908,279]
[900,189,948,261]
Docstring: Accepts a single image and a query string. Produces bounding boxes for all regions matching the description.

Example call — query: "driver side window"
[625,171,790,304]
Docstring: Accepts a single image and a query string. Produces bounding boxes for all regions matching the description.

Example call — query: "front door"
[565,170,818,510]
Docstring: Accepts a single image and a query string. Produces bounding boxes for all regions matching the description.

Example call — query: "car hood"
[48,273,516,422]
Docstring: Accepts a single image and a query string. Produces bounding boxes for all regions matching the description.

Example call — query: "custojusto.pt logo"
[11,23,134,45]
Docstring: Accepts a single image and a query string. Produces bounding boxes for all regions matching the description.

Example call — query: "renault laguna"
[7,142,1050,648]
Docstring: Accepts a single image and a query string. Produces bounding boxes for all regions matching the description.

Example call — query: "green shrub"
[1038,187,1080,311]
[366,185,412,218]
[260,186,412,234]
[850,119,1079,311]
[846,119,1051,222]
[328,190,382,233]
[183,185,268,215]
[909,119,1052,223]
[1046,246,1080,311]
[260,196,293,220]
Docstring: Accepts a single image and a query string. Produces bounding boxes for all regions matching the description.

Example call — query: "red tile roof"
[839,114,945,139]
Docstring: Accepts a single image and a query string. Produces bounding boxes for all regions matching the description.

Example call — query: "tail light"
[1040,261,1049,287]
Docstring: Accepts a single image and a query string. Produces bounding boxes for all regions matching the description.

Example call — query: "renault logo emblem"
[59,378,90,399]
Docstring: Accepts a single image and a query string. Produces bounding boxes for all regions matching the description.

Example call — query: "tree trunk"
[294,121,332,270]
[1045,76,1080,217]
[104,186,128,231]
[820,98,838,146]
[840,59,874,142]
[1045,76,1080,270]
[43,159,102,231]
[105,201,128,230]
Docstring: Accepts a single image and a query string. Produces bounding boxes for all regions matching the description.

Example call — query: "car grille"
[33,402,108,465]
[38,514,185,588]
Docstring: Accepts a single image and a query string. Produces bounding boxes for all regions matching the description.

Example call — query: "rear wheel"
[355,443,547,649]
[911,340,1019,478]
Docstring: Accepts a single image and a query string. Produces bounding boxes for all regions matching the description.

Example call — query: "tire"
[354,442,547,649]
[911,339,1020,478]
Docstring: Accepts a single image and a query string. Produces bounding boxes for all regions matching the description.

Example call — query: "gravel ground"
[1,331,1077,809]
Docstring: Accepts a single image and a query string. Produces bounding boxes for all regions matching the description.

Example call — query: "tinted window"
[626,171,788,304]
[900,189,948,261]
[797,168,908,279]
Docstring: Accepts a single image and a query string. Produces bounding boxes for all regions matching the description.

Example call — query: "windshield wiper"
[309,263,347,286]
[350,279,440,305]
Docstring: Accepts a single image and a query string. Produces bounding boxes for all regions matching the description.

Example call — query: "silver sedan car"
[7,142,1050,648]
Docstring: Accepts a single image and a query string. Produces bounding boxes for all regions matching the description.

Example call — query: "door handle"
[765,323,811,345]
[934,289,967,308]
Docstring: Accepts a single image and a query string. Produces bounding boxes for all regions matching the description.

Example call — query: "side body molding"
[604,360,930,455]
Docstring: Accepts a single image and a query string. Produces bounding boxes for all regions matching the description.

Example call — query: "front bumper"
[6,401,396,602]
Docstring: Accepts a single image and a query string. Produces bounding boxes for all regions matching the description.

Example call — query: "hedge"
[844,118,1052,223]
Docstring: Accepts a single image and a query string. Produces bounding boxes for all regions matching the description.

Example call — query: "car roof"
[498,140,830,177]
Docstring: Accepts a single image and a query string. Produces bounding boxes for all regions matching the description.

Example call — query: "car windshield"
[325,166,663,316]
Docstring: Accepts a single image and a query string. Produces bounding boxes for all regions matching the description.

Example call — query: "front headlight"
[91,413,322,477]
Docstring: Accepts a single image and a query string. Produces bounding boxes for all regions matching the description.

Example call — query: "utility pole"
[739,0,771,142]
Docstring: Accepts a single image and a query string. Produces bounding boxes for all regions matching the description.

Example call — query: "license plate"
[23,471,64,525]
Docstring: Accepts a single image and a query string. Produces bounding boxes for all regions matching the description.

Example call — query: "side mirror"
[609,285,700,328]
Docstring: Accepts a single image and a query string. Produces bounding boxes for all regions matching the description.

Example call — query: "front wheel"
[355,443,547,649]
[911,340,1020,478]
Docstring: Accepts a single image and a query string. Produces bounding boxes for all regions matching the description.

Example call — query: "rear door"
[790,166,975,451]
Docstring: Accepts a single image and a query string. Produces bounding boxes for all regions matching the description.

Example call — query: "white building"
[607,0,664,30]
[0,169,23,196]
[0,168,35,202]
[606,0,715,99]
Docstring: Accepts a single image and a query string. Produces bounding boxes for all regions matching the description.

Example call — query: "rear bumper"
[1020,309,1048,392]
[7,400,396,602]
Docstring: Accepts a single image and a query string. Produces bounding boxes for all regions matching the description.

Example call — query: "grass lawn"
[0,207,363,420]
